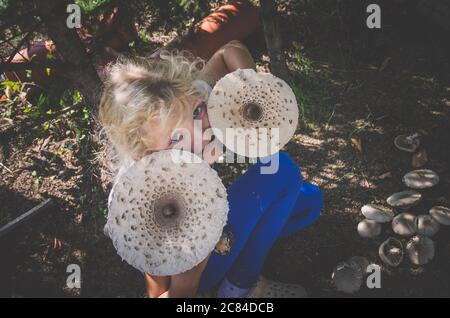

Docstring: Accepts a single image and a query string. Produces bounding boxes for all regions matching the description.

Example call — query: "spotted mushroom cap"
[416,214,440,237]
[402,169,439,189]
[378,237,404,267]
[392,213,418,237]
[104,150,229,276]
[207,68,298,158]
[406,235,435,265]
[429,206,450,226]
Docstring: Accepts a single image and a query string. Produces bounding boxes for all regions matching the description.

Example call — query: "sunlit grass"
[286,47,335,134]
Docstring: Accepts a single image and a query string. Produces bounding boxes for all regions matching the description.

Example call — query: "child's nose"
[203,113,211,131]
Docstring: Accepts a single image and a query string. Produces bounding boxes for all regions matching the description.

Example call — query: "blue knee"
[298,182,323,224]
[256,151,302,184]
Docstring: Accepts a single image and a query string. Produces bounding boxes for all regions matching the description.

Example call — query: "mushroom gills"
[379,237,404,267]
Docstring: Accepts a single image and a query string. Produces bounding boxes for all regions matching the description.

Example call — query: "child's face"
[139,95,213,159]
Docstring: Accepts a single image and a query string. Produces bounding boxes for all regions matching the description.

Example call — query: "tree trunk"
[259,0,290,82]
[34,0,102,108]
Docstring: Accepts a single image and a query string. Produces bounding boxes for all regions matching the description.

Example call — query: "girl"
[98,40,323,298]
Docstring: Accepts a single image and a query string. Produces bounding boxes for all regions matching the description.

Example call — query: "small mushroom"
[406,235,435,265]
[387,190,422,208]
[361,204,394,223]
[429,206,450,226]
[392,213,418,237]
[394,133,420,152]
[357,220,382,238]
[332,261,363,294]
[403,169,439,189]
[207,69,298,158]
[416,215,440,237]
[104,149,229,276]
[348,256,370,274]
[378,237,404,267]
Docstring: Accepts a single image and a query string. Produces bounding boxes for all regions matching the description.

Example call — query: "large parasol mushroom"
[207,68,299,158]
[104,149,229,276]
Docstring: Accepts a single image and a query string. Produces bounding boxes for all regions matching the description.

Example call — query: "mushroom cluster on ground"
[333,132,449,294]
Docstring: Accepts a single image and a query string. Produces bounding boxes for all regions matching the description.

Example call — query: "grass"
[286,47,335,134]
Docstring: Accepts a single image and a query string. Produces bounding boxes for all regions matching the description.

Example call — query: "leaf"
[351,137,363,152]
[53,238,62,250]
[412,148,428,168]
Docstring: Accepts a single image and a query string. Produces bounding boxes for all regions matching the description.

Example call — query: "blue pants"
[198,152,323,293]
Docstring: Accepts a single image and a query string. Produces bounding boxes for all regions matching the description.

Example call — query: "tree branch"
[34,0,102,108]
[259,0,290,82]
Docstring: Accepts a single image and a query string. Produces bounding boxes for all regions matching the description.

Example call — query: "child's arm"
[201,40,256,85]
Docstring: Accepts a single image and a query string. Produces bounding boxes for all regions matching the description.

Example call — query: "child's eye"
[193,102,205,119]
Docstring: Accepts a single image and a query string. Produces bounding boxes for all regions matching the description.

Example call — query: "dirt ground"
[1,1,449,297]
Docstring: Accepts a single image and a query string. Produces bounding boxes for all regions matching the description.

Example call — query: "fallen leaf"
[351,137,363,152]
[53,238,62,250]
[377,172,392,180]
[412,148,428,168]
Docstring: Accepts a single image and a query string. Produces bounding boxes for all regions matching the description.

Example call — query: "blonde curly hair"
[96,50,210,178]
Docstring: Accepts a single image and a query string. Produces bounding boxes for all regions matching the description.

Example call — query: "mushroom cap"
[406,235,435,265]
[387,190,422,208]
[332,261,363,294]
[207,68,298,158]
[361,204,394,223]
[394,133,420,153]
[416,214,440,237]
[403,169,439,189]
[104,149,229,276]
[429,206,450,226]
[348,256,370,274]
[392,213,418,237]
[378,237,404,267]
[357,219,382,238]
